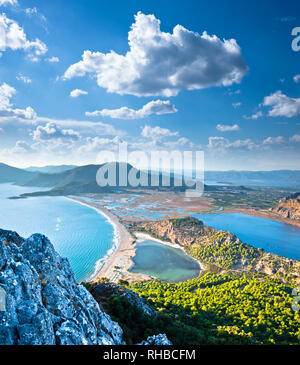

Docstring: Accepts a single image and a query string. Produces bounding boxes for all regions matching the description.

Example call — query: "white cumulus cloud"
[293,74,300,83]
[263,91,300,118]
[216,124,240,132]
[263,136,285,145]
[141,125,178,140]
[208,136,256,151]
[290,134,300,143]
[63,12,248,97]
[46,56,59,63]
[0,0,18,6]
[0,82,36,119]
[78,136,122,153]
[86,100,177,119]
[33,122,80,142]
[70,89,88,98]
[16,74,32,83]
[0,13,47,58]
[243,111,263,120]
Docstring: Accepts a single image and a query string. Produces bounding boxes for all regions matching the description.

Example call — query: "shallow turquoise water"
[1,182,299,285]
[131,240,201,282]
[192,212,300,260]
[0,184,115,282]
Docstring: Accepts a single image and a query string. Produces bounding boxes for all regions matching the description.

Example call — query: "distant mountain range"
[204,170,300,187]
[1,162,300,198]
[24,165,77,174]
[5,162,197,198]
[0,163,36,183]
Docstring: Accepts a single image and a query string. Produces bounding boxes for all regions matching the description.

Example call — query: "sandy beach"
[68,197,151,283]
[68,196,299,284]
[69,197,204,283]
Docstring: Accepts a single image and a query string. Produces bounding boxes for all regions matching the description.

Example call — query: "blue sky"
[0,0,300,170]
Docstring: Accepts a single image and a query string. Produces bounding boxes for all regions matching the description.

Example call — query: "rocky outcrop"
[271,193,300,221]
[89,282,156,317]
[0,229,172,345]
[137,334,172,345]
[129,217,206,247]
[0,229,124,345]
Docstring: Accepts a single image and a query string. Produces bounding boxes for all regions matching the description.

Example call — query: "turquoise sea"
[0,183,116,282]
[1,183,299,284]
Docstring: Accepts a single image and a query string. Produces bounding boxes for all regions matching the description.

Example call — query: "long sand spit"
[68,197,151,283]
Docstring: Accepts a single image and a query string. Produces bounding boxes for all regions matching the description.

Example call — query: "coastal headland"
[72,198,299,283]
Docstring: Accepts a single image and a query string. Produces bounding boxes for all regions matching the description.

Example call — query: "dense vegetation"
[90,217,300,344]
[129,218,262,270]
[126,272,300,345]
[185,230,262,269]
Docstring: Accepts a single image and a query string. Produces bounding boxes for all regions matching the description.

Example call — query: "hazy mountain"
[19,164,133,188]
[0,163,36,183]
[24,165,77,174]
[204,170,300,187]
[14,162,202,198]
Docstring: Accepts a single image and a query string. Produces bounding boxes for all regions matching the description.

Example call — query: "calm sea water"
[1,183,299,284]
[131,240,201,282]
[0,184,115,282]
[192,212,300,260]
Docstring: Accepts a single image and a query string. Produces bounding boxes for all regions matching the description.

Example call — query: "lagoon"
[130,239,201,282]
[1,182,300,284]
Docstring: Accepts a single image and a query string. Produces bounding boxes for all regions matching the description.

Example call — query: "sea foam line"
[65,197,120,282]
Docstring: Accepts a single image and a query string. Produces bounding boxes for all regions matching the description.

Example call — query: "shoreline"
[68,197,204,283]
[66,197,120,282]
[220,208,300,228]
[68,197,151,283]
[67,196,299,285]
[134,232,205,271]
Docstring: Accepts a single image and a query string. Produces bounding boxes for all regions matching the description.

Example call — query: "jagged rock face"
[0,229,124,345]
[137,334,172,345]
[271,193,300,221]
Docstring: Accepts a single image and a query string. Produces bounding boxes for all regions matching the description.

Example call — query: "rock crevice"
[0,229,123,345]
